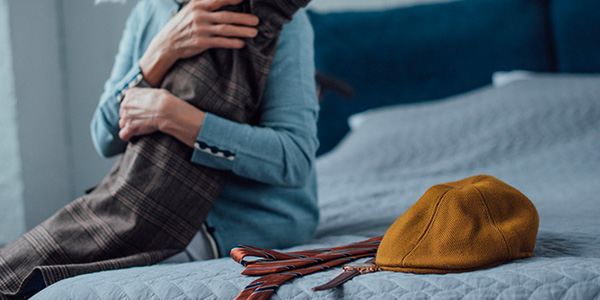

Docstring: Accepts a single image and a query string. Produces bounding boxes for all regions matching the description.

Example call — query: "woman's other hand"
[119,88,205,148]
[139,0,259,87]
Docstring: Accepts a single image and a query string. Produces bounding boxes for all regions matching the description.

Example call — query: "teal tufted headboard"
[551,0,600,72]
[309,0,557,155]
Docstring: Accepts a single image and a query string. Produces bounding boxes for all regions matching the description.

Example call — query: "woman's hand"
[139,0,259,87]
[119,88,205,148]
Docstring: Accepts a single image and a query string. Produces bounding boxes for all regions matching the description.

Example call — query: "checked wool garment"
[0,1,310,299]
[231,237,382,300]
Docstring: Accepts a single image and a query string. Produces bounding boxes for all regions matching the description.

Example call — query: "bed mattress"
[32,74,600,299]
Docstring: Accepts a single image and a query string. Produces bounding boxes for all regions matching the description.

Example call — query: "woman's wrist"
[157,92,205,148]
[139,42,177,87]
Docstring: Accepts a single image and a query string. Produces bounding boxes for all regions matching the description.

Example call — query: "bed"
[31,73,600,299]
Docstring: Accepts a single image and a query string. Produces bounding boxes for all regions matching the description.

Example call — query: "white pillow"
[492,70,538,87]
[347,110,371,131]
[348,70,545,131]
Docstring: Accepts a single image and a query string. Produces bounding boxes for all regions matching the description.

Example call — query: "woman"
[92,0,319,261]
[0,0,318,298]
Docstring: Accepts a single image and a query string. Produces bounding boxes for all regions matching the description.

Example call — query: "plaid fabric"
[0,1,311,299]
[231,237,382,300]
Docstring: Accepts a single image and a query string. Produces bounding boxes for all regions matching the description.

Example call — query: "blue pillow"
[551,0,600,72]
[309,0,554,155]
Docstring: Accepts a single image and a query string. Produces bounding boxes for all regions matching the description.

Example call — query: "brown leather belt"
[312,258,380,291]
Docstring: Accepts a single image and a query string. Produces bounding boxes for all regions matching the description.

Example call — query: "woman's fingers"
[210,23,258,38]
[208,37,245,49]
[142,0,259,70]
[209,11,259,27]
[187,1,259,50]
[119,118,158,142]
[119,124,137,142]
[197,0,244,12]
[118,121,136,141]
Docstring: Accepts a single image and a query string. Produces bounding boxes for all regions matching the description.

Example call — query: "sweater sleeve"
[191,11,319,188]
[90,1,148,158]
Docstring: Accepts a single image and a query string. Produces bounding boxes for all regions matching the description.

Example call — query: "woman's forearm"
[157,98,206,148]
[193,113,317,188]
[139,43,177,87]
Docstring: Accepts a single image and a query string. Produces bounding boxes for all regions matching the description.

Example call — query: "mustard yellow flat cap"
[376,175,539,274]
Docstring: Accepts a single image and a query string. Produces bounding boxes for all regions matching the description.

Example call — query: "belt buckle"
[343,262,380,274]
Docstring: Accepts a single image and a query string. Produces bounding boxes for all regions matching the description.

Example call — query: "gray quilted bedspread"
[32,74,600,299]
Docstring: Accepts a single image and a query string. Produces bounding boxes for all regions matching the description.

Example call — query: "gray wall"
[8,0,135,229]
[9,0,72,230]
[61,0,137,201]
[0,0,25,244]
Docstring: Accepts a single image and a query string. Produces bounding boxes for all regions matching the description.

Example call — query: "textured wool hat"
[376,175,539,274]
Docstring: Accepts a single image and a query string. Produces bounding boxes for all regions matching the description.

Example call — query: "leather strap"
[312,269,360,291]
[312,258,378,291]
